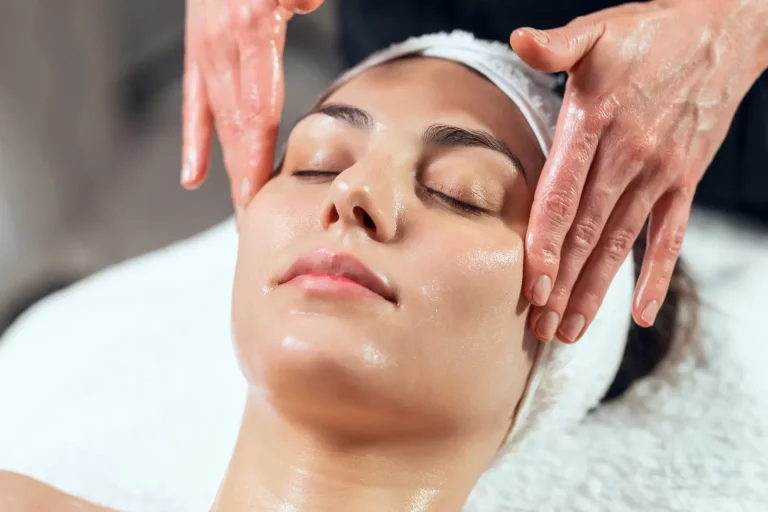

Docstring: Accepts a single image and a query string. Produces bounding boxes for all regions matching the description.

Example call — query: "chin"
[233,315,457,440]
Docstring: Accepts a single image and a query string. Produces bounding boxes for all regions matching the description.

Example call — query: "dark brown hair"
[600,228,699,403]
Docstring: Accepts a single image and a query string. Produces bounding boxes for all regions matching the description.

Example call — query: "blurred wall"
[0,0,341,329]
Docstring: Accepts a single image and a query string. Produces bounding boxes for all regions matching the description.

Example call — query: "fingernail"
[531,275,552,306]
[559,314,586,343]
[181,162,195,185]
[523,28,550,45]
[536,311,560,341]
[641,300,660,326]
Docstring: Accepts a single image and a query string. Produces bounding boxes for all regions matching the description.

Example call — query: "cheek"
[239,183,321,273]
[232,183,325,381]
[412,226,525,320]
[405,225,531,419]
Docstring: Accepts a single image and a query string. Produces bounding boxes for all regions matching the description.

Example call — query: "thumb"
[510,19,605,73]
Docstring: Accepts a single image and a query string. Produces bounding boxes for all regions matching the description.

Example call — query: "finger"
[234,4,289,206]
[181,1,212,188]
[278,0,324,14]
[538,126,652,338]
[200,4,247,214]
[181,58,213,189]
[510,15,605,74]
[530,308,564,343]
[554,178,656,342]
[633,188,692,327]
[524,100,601,307]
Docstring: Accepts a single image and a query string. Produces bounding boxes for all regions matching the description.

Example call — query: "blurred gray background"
[0,0,342,331]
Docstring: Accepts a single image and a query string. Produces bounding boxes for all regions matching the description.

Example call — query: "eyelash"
[291,170,487,216]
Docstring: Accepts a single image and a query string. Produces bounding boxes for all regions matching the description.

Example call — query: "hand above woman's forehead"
[511,0,768,343]
[181,0,324,220]
[180,0,767,346]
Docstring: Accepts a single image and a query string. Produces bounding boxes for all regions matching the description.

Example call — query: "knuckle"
[594,94,620,122]
[624,132,661,168]
[528,241,560,269]
[569,217,603,253]
[539,188,578,227]
[604,227,637,262]
[575,94,618,133]
[658,230,685,259]
[581,105,612,133]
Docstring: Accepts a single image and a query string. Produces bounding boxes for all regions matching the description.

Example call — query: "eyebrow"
[282,102,527,178]
[420,124,525,177]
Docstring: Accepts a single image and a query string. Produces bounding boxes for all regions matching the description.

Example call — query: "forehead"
[324,57,545,172]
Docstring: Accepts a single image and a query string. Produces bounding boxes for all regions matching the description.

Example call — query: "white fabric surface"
[327,31,633,449]
[0,209,767,511]
[0,221,245,511]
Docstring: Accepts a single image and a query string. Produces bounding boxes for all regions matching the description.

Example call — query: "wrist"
[724,0,768,72]
[744,0,768,71]
[669,0,768,71]
[715,0,768,73]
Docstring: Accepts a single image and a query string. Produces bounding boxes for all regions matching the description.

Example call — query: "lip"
[278,249,397,304]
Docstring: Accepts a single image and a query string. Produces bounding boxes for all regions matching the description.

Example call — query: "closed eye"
[422,187,489,216]
[293,170,489,216]
[291,170,340,181]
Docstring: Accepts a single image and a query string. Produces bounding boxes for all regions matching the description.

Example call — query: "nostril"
[327,205,340,224]
[354,206,376,231]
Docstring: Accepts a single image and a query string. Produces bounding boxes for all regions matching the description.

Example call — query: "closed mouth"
[279,249,397,303]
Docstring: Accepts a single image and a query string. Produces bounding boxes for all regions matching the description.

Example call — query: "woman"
[0,33,696,511]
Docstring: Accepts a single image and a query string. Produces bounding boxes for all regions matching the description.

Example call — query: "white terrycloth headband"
[322,31,634,450]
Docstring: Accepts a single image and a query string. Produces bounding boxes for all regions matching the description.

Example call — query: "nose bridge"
[323,151,404,240]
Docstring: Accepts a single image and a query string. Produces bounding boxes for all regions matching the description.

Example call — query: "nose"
[320,165,398,242]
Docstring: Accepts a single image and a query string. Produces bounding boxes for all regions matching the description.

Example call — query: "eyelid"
[417,184,490,217]
[291,170,341,179]
[426,182,496,213]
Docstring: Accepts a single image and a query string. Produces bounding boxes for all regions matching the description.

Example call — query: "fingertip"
[181,170,206,190]
[278,0,324,15]
[509,28,562,73]
[639,300,660,327]
[530,274,553,306]
[180,147,210,189]
[558,312,586,343]
[511,27,550,47]
[535,311,560,343]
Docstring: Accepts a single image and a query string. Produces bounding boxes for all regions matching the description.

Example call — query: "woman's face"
[233,58,545,440]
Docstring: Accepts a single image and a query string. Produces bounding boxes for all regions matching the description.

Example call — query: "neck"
[212,394,498,512]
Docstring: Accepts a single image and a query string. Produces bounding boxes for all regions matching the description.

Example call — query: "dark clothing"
[338,0,768,224]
